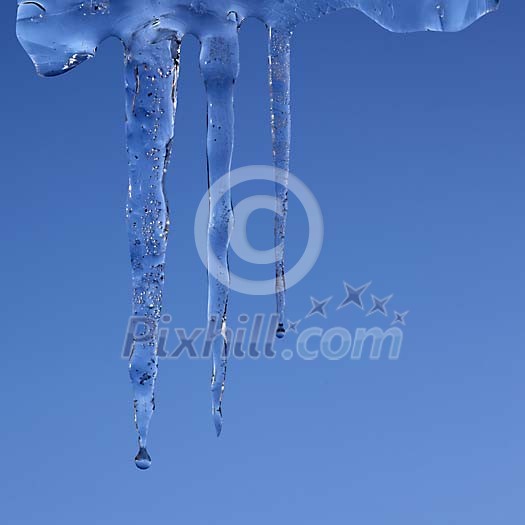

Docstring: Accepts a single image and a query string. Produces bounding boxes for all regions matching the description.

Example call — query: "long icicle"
[124,34,180,469]
[268,26,292,338]
[199,23,240,436]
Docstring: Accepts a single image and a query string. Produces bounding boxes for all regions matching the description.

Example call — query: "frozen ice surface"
[16,0,499,468]
[17,2,500,74]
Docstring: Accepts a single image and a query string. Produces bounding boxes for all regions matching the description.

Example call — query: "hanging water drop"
[134,447,152,470]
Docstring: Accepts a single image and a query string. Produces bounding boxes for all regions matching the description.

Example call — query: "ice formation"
[16,0,499,469]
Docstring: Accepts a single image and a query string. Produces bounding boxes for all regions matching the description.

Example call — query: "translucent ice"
[16,0,499,468]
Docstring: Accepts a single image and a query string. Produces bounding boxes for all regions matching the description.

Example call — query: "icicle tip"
[213,408,223,437]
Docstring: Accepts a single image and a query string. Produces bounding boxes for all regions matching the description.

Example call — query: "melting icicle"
[268,26,292,338]
[199,20,240,436]
[125,32,181,469]
[16,0,500,468]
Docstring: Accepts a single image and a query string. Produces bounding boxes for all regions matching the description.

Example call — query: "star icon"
[306,296,332,319]
[287,319,301,334]
[392,311,409,326]
[367,294,393,317]
[337,281,371,310]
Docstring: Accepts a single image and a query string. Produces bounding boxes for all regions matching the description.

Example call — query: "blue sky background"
[1,2,525,524]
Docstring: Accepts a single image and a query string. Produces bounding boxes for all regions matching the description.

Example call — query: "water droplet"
[134,447,152,470]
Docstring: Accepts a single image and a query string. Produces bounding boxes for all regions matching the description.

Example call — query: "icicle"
[124,34,181,469]
[199,22,240,436]
[268,26,292,338]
